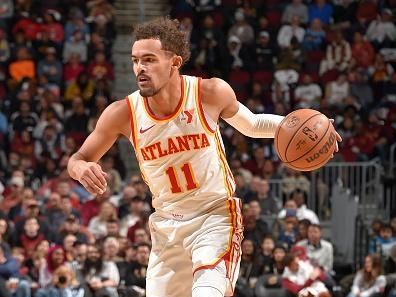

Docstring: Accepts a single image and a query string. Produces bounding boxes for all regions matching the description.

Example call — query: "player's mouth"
[138,75,150,86]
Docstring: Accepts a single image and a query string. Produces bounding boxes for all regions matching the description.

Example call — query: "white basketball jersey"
[126,75,235,217]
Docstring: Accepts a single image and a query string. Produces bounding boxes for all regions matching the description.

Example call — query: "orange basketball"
[274,109,337,171]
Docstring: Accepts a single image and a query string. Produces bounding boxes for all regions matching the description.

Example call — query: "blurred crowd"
[0,0,396,297]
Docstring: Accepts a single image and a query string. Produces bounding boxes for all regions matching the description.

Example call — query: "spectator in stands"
[10,102,38,135]
[39,245,67,288]
[63,234,77,261]
[277,16,305,49]
[255,244,286,297]
[64,73,94,102]
[79,244,119,297]
[369,53,394,83]
[0,0,13,31]
[16,217,47,259]
[0,176,24,216]
[63,53,85,85]
[64,97,89,136]
[278,210,298,249]
[8,46,35,84]
[308,0,333,25]
[351,31,375,68]
[324,72,350,109]
[123,242,150,295]
[252,179,280,215]
[0,218,11,255]
[294,74,322,109]
[63,30,87,63]
[103,237,122,263]
[320,31,351,75]
[302,18,326,51]
[254,31,276,71]
[223,35,252,76]
[297,219,311,242]
[57,214,92,244]
[332,0,358,30]
[369,223,396,255]
[257,236,276,274]
[120,196,144,237]
[64,8,90,42]
[347,254,386,297]
[248,200,270,236]
[0,28,10,63]
[0,245,31,297]
[228,9,255,46]
[282,0,308,24]
[281,168,310,199]
[366,9,396,50]
[237,239,262,296]
[88,201,117,239]
[279,191,320,224]
[36,264,84,297]
[296,224,334,273]
[282,253,330,297]
[87,50,114,81]
[37,47,62,84]
[81,188,109,225]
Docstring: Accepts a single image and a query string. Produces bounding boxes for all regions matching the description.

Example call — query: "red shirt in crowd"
[80,198,101,226]
[352,41,375,68]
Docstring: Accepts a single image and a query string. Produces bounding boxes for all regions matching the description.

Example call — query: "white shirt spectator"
[366,19,396,43]
[282,0,308,24]
[278,205,320,224]
[296,239,334,272]
[277,25,305,48]
[350,271,386,297]
[326,80,350,106]
[294,83,322,108]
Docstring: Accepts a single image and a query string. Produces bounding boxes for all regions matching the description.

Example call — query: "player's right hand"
[76,162,107,195]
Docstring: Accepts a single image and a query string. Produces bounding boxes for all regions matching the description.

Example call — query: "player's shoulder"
[200,77,234,104]
[97,98,131,133]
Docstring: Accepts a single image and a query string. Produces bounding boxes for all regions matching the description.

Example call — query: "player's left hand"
[329,119,342,158]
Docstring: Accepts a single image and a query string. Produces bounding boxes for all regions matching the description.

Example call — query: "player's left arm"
[201,78,341,151]
[201,78,284,138]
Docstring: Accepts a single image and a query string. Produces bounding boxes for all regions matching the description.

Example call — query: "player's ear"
[172,55,182,69]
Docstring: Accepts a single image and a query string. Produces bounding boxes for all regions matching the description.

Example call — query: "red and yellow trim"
[125,95,138,149]
[214,131,235,195]
[194,77,216,135]
[125,95,149,185]
[192,198,242,294]
[142,75,186,123]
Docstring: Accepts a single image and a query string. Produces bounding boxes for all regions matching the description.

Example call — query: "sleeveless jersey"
[126,75,235,217]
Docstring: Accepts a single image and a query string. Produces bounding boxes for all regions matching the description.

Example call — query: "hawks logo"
[286,116,300,128]
[181,109,194,124]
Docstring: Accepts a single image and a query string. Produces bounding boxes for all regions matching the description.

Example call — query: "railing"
[268,159,384,221]
[309,159,384,220]
[354,215,369,270]
[390,143,396,177]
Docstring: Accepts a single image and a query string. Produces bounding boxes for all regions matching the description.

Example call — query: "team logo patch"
[181,109,194,124]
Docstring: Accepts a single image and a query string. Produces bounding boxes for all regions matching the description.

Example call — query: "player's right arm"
[67,100,130,194]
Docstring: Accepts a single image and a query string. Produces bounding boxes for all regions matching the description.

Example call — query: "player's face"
[132,39,175,97]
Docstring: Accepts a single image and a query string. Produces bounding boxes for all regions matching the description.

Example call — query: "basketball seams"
[286,117,331,163]
[283,112,322,162]
[275,109,301,162]
[288,146,334,171]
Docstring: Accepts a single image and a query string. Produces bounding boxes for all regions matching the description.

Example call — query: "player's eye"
[132,59,138,64]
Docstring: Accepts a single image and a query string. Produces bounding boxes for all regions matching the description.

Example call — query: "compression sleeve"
[223,102,284,138]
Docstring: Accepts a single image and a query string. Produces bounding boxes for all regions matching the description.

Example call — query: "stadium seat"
[252,71,273,85]
[228,70,250,97]
[265,11,282,28]
[320,69,339,84]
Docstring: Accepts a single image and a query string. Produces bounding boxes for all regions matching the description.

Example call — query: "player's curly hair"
[133,17,191,65]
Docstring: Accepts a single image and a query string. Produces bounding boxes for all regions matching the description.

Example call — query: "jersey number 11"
[165,162,199,193]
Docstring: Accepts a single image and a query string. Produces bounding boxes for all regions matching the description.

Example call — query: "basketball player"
[67,18,341,297]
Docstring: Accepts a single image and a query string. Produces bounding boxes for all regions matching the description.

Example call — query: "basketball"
[274,109,337,171]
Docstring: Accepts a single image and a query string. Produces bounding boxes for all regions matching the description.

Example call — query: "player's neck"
[147,74,182,118]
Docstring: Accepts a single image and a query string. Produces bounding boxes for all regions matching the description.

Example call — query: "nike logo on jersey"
[140,124,155,134]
